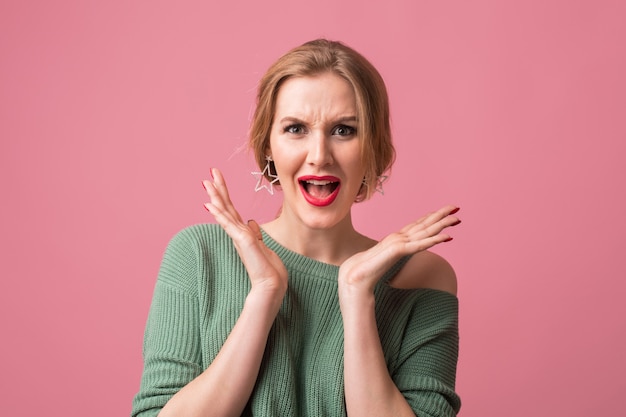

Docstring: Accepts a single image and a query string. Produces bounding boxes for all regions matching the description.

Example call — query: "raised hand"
[203,168,288,299]
[156,169,289,417]
[338,205,461,296]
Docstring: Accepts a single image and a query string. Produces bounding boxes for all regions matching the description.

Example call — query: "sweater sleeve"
[131,228,204,417]
[388,290,462,417]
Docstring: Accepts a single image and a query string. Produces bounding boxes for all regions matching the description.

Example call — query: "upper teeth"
[306,180,333,185]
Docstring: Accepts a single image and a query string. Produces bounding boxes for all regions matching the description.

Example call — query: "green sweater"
[132,224,461,417]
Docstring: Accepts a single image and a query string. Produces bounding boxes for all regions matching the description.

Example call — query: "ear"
[354,177,369,203]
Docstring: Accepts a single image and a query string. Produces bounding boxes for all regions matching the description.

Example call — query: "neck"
[262,211,374,266]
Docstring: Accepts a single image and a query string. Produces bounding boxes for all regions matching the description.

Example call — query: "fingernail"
[444,237,454,242]
[451,219,461,226]
[450,207,460,215]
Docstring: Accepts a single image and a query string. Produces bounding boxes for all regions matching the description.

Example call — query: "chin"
[298,206,352,231]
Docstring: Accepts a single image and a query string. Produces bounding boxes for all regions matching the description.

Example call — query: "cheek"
[342,145,366,176]
[271,152,300,182]
[270,140,307,170]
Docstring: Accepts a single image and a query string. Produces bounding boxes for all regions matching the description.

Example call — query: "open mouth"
[298,176,341,207]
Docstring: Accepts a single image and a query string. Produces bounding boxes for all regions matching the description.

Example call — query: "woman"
[132,39,462,417]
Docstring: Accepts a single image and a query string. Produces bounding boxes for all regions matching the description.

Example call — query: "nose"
[306,132,333,167]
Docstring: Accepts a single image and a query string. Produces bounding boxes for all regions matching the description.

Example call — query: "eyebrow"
[278,116,358,125]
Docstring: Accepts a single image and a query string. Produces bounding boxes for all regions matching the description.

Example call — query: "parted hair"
[249,39,395,200]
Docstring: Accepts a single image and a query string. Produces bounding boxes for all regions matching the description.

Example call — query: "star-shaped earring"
[375,175,388,195]
[251,155,279,195]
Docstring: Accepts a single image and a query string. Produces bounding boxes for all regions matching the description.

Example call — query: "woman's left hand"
[338,205,460,298]
[339,205,461,416]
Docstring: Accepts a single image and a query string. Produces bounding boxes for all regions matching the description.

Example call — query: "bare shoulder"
[388,250,458,296]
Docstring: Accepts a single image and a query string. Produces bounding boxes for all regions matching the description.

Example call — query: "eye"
[284,124,306,135]
[332,124,357,137]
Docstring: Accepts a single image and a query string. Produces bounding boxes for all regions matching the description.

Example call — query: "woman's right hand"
[156,169,287,417]
[203,168,288,302]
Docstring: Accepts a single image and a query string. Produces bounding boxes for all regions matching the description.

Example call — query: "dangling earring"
[252,155,279,195]
[361,175,388,196]
[374,175,388,195]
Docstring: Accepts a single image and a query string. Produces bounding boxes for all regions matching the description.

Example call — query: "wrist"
[338,282,375,314]
[246,286,285,315]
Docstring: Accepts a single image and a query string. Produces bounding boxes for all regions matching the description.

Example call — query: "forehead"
[273,73,357,120]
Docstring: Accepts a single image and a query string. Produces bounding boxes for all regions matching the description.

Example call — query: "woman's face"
[268,72,365,230]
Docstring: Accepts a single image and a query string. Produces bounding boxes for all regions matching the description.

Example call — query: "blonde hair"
[249,39,395,200]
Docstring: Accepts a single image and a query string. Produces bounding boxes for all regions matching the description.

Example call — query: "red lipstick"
[298,175,341,207]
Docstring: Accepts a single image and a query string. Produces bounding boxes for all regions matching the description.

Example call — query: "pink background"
[2,1,625,415]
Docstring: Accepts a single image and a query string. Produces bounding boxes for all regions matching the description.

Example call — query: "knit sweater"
[131,224,461,417]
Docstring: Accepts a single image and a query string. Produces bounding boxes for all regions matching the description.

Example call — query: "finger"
[205,202,258,247]
[402,205,460,235]
[404,233,454,252]
[423,205,458,226]
[203,180,231,215]
[393,219,459,253]
[203,171,229,208]
[211,168,235,205]
[204,202,240,231]
[399,207,446,234]
[247,219,263,241]
[399,213,430,234]
[203,190,245,230]
[412,216,460,242]
[211,169,244,224]
[203,171,244,224]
